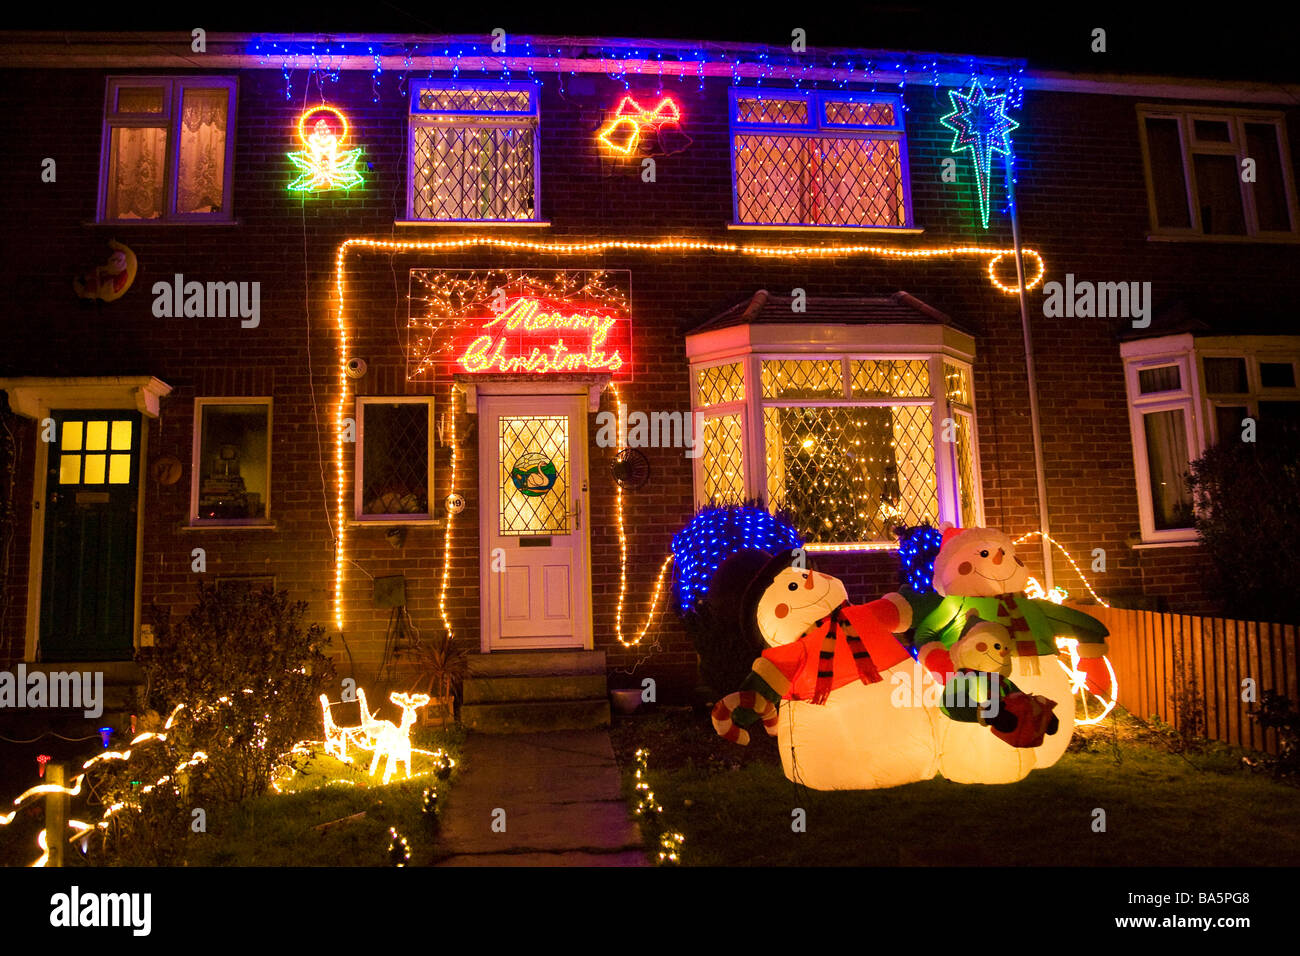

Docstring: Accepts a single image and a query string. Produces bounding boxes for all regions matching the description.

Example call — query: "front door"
[479,394,591,650]
[39,410,142,661]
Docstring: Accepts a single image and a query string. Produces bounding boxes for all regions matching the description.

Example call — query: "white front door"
[479,393,591,650]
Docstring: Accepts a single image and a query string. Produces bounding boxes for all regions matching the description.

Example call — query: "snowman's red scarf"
[811,601,881,705]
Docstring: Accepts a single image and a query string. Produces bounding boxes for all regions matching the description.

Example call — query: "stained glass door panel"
[480,395,590,649]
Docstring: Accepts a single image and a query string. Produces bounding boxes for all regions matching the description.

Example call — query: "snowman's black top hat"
[707,546,812,648]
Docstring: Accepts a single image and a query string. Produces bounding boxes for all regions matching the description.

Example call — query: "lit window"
[192,400,271,524]
[356,399,434,521]
[1121,337,1300,542]
[691,353,978,544]
[730,88,912,228]
[1138,106,1298,238]
[99,77,237,222]
[407,81,539,221]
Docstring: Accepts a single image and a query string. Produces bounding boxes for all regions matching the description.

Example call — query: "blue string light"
[671,505,802,614]
[895,524,943,594]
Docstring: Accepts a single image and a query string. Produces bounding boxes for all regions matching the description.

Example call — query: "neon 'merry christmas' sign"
[287,105,365,192]
[457,296,630,375]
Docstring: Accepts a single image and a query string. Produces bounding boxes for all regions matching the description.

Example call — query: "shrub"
[140,583,334,805]
[1187,423,1300,623]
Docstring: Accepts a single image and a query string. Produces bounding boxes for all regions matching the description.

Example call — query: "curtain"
[108,127,165,219]
[176,89,228,214]
[1143,409,1194,529]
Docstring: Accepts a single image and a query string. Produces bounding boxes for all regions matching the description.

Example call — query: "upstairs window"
[730,88,912,228]
[1138,106,1299,239]
[408,81,540,221]
[99,77,237,222]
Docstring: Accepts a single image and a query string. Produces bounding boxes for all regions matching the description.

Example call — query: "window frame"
[189,397,273,527]
[354,396,436,524]
[728,87,915,231]
[1136,104,1300,241]
[689,347,976,545]
[406,79,542,223]
[98,75,238,224]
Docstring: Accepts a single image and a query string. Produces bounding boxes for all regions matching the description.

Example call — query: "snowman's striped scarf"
[812,602,881,705]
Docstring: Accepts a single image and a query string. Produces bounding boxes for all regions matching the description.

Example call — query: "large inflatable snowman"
[708,548,943,790]
[913,524,1111,782]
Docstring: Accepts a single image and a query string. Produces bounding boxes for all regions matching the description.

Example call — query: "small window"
[1203,357,1249,393]
[1138,365,1182,394]
[1139,106,1298,238]
[407,81,539,222]
[1260,361,1297,388]
[100,77,236,222]
[1141,409,1195,531]
[730,88,910,228]
[192,400,270,523]
[357,399,433,520]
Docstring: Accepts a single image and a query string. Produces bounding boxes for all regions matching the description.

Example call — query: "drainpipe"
[1006,158,1054,589]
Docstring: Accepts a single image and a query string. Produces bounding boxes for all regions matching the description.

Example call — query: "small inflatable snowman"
[913,524,1111,781]
[709,548,942,790]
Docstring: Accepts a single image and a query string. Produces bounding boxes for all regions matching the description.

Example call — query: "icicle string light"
[333,237,1047,631]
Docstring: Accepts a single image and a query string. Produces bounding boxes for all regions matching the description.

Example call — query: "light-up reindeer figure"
[369,692,430,785]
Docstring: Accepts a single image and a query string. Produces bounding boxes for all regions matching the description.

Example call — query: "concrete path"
[432,730,648,866]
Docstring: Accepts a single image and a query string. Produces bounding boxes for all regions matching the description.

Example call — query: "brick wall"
[1,64,1295,692]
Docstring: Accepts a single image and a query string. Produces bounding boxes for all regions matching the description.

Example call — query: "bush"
[1187,423,1300,623]
[140,583,335,805]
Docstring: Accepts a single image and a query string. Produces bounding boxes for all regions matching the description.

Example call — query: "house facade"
[1,32,1297,717]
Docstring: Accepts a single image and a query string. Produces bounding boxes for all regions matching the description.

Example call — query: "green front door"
[39,410,141,661]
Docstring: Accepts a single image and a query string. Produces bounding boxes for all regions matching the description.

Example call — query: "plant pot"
[421,695,455,727]
[611,688,642,715]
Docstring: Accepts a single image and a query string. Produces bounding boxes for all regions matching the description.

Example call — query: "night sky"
[4,2,1297,84]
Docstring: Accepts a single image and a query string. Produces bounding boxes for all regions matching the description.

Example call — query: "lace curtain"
[176,89,227,214]
[106,87,227,218]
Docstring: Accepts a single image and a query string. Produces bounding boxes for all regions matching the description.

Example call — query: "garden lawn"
[187,725,464,867]
[611,708,1300,866]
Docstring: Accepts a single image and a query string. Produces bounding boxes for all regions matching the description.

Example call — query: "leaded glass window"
[409,81,539,222]
[357,400,433,520]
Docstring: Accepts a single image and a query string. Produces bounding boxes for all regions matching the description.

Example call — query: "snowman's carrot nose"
[992,548,1005,565]
[804,573,816,589]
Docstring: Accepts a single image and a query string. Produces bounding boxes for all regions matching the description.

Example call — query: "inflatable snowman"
[913,524,1111,781]
[708,548,942,790]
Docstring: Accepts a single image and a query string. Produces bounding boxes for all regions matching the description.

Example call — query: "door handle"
[573,495,581,530]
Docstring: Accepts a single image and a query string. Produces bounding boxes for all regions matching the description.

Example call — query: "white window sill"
[394,220,551,228]
[1130,538,1201,549]
[182,521,277,531]
[1146,232,1300,245]
[349,518,444,528]
[728,223,924,235]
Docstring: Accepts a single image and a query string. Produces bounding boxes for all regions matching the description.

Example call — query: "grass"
[0,724,465,867]
[610,706,1300,866]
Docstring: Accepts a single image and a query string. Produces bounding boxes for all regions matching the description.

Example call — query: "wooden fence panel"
[1065,603,1299,755]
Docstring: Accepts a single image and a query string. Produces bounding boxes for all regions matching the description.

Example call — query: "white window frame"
[1136,104,1300,241]
[728,87,915,231]
[98,76,238,223]
[1121,334,1300,544]
[406,80,542,223]
[688,343,977,545]
[189,397,273,527]
[354,396,436,524]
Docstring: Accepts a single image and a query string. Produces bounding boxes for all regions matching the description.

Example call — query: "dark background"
[4,2,1297,83]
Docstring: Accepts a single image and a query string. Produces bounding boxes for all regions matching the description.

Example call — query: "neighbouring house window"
[1137,106,1298,238]
[691,354,977,545]
[1121,337,1300,542]
[408,81,539,221]
[730,88,911,228]
[99,77,237,222]
[192,400,271,523]
[356,399,434,520]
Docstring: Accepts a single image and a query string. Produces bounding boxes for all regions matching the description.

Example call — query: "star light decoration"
[287,105,364,192]
[939,80,1019,229]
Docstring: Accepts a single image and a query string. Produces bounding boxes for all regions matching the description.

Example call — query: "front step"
[462,650,609,732]
[461,699,611,733]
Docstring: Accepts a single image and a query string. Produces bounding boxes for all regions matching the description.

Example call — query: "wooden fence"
[1070,604,1299,754]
